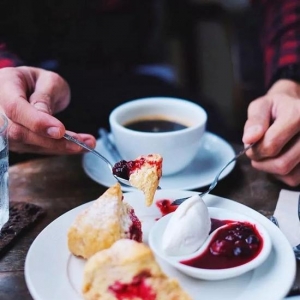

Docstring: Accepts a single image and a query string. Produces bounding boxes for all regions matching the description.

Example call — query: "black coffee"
[125,119,187,133]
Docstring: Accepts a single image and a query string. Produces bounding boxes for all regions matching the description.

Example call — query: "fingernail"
[248,125,262,133]
[47,127,61,138]
[243,125,262,143]
[33,102,51,114]
[244,125,262,137]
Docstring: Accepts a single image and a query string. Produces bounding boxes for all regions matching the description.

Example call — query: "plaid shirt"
[1,0,300,88]
[254,0,300,87]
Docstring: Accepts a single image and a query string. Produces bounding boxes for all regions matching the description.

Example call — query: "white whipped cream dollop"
[162,195,211,256]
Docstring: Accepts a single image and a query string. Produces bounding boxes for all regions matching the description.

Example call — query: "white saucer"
[82,131,236,191]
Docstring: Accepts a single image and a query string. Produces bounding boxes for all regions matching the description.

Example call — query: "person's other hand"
[242,79,300,187]
[0,66,96,154]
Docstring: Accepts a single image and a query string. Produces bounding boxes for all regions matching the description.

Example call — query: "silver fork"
[171,143,254,205]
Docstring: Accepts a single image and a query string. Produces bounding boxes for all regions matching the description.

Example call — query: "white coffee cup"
[109,97,207,175]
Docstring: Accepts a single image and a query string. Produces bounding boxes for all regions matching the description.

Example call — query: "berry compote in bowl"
[149,207,272,281]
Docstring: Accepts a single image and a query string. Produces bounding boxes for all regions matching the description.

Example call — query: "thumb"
[29,92,53,115]
[28,69,71,115]
[242,97,271,144]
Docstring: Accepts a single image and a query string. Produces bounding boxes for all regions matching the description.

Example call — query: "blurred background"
[162,0,265,141]
[1,0,265,161]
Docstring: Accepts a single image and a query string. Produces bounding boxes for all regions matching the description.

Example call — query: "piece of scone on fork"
[113,154,163,206]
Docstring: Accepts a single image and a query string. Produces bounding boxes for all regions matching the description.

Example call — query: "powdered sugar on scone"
[67,183,142,259]
[79,197,118,229]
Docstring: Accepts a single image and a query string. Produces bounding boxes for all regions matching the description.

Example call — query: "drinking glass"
[0,113,9,230]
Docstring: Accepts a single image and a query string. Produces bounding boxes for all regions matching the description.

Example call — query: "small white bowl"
[148,207,272,281]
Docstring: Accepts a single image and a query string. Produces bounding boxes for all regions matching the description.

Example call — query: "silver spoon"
[98,127,123,163]
[98,128,162,190]
[63,133,132,187]
[171,143,254,205]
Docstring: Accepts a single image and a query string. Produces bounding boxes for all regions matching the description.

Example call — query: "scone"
[113,154,163,206]
[67,183,142,259]
[82,239,191,300]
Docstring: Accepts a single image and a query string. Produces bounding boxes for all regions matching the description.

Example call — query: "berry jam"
[156,199,178,217]
[181,220,263,269]
[112,155,161,180]
[108,271,156,300]
[112,160,131,180]
[129,209,143,242]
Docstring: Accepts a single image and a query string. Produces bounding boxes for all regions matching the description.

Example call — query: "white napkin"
[273,189,300,247]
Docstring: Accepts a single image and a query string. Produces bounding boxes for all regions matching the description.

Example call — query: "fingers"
[244,81,300,187]
[251,134,300,185]
[242,97,271,145]
[29,67,71,114]
[4,90,65,139]
[258,104,300,158]
[63,131,96,152]
[0,67,69,139]
[273,164,300,187]
[244,95,300,160]
[8,120,96,155]
[0,66,96,156]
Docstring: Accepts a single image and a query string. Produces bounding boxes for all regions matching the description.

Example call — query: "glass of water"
[0,113,9,230]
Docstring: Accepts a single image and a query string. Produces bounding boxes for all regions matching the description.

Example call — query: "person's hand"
[0,66,96,155]
[242,79,300,187]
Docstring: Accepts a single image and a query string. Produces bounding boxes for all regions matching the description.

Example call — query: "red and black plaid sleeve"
[253,0,300,87]
[0,43,22,69]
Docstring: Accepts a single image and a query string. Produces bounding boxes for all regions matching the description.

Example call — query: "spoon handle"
[171,143,255,206]
[98,128,123,162]
[64,133,94,152]
[63,133,138,188]
[63,133,113,170]
[209,143,254,190]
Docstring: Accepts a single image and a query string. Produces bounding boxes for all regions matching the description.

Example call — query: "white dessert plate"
[82,131,236,191]
[25,190,296,300]
[149,207,272,281]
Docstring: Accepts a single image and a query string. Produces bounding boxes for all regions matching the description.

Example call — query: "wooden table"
[0,146,299,299]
